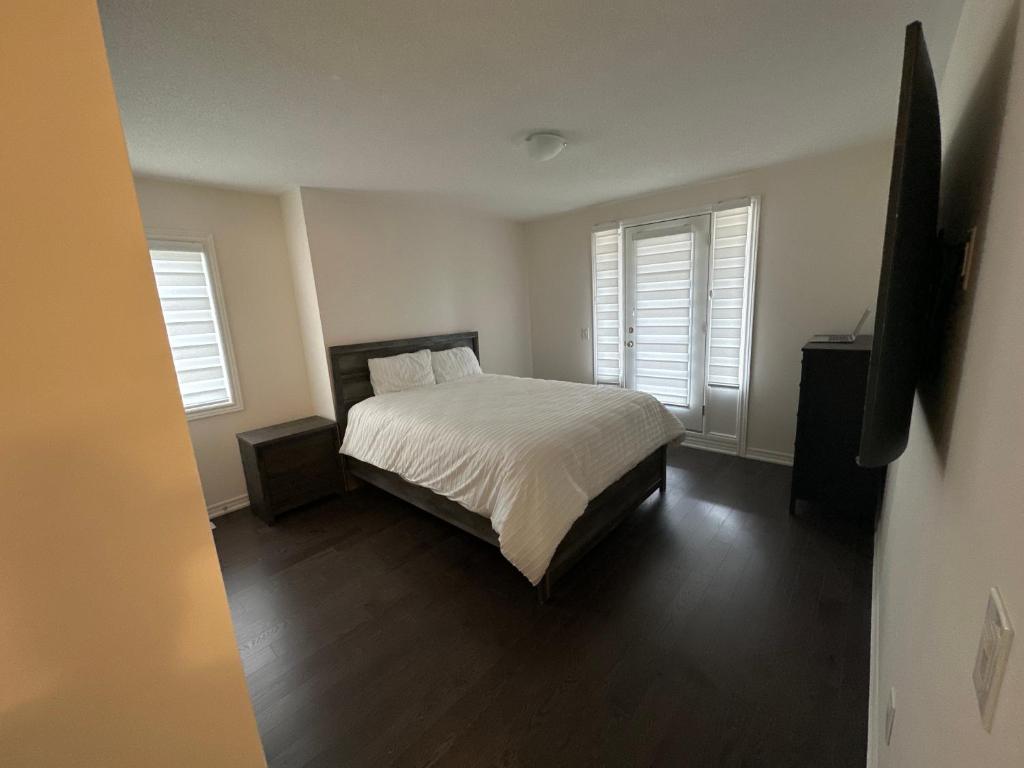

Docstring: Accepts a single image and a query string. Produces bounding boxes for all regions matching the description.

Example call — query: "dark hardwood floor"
[214,446,872,768]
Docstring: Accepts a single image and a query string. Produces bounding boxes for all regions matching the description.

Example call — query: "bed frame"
[328,331,668,602]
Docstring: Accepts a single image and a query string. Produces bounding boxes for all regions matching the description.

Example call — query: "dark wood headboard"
[327,331,479,439]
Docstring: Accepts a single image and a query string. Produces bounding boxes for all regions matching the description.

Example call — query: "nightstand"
[236,416,342,524]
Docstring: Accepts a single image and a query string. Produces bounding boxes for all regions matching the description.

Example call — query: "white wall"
[134,179,314,510]
[295,188,534,378]
[523,141,892,458]
[0,2,264,765]
[281,189,335,418]
[870,1,1024,765]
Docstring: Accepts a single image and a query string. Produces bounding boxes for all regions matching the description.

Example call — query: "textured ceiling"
[99,0,964,220]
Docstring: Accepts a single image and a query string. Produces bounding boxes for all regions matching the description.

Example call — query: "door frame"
[588,196,760,457]
[735,197,760,457]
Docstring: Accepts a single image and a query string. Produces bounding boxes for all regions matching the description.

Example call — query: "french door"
[622,214,710,432]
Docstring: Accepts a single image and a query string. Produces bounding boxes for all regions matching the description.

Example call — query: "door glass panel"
[623,215,710,432]
[633,229,692,405]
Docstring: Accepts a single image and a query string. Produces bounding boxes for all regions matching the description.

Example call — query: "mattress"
[340,374,684,584]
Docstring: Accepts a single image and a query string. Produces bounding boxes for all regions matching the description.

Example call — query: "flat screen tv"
[858,21,942,468]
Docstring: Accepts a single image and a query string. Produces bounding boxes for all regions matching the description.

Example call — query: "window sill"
[185,401,244,422]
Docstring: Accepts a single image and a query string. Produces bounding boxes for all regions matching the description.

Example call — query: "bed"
[329,331,683,601]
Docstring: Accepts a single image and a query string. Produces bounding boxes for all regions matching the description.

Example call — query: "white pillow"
[368,349,435,395]
[431,346,482,383]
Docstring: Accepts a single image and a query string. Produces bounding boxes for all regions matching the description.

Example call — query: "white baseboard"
[670,434,794,467]
[683,433,739,456]
[207,493,249,519]
[743,447,794,466]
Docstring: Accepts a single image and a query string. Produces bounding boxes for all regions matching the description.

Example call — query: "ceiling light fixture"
[524,131,567,162]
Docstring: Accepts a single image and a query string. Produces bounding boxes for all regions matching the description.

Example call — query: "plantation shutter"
[149,241,236,412]
[592,226,623,385]
[632,228,694,406]
[707,205,751,387]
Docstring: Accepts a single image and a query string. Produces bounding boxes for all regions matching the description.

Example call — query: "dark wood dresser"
[789,336,886,526]
[237,416,342,524]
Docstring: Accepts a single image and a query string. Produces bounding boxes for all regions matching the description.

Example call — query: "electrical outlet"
[973,587,1014,731]
[885,687,896,746]
[581,327,590,341]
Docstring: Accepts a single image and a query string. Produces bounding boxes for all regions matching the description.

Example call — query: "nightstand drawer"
[265,454,338,510]
[261,430,337,476]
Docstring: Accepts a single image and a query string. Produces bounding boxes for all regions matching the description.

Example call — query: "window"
[706,206,752,387]
[148,234,242,419]
[591,226,623,385]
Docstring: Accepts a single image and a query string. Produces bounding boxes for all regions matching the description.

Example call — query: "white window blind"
[707,206,751,387]
[633,229,693,406]
[148,238,240,416]
[592,226,622,385]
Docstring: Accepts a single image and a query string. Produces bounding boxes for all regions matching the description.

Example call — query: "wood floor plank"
[213,446,872,768]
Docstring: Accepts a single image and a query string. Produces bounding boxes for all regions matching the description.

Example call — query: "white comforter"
[341,374,684,584]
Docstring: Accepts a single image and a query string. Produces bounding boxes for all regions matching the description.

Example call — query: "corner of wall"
[514,219,535,377]
[280,188,335,418]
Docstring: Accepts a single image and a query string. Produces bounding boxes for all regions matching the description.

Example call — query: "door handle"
[626,341,634,348]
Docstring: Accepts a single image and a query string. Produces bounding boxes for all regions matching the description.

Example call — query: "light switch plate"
[581,327,590,341]
[973,587,1014,731]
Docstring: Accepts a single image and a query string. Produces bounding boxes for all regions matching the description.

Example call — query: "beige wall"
[133,178,314,510]
[295,188,534,379]
[870,1,1024,765]
[523,141,892,457]
[280,189,335,418]
[0,2,264,766]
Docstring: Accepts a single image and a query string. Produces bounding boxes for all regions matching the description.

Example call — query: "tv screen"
[858,21,941,468]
